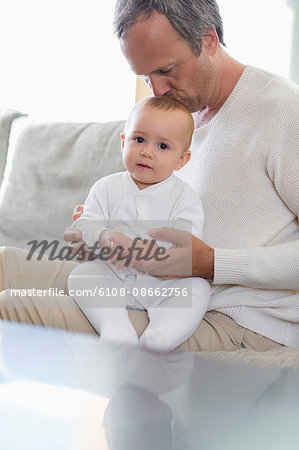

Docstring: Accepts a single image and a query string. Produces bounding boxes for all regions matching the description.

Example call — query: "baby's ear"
[120,133,125,151]
[175,150,191,171]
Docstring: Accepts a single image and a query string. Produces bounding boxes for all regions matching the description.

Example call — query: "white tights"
[68,260,211,353]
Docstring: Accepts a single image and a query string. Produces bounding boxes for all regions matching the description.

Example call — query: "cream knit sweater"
[177,66,299,347]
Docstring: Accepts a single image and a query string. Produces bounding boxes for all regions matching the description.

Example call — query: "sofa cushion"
[0,119,125,249]
[0,109,25,184]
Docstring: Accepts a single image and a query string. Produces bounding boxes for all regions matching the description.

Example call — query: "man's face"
[120,11,216,113]
[121,104,191,190]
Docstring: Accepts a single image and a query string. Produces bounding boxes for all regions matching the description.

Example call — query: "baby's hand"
[100,230,133,269]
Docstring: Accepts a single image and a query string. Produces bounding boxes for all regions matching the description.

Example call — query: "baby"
[68,96,210,352]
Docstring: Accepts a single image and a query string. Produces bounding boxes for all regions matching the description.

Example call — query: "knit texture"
[177,66,299,347]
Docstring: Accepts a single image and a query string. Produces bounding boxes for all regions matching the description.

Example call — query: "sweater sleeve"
[72,179,109,248]
[214,92,299,289]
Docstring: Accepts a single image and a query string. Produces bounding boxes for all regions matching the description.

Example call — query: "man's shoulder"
[232,66,299,127]
[247,66,298,102]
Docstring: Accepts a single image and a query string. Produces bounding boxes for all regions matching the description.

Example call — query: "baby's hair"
[141,96,191,115]
[128,96,195,148]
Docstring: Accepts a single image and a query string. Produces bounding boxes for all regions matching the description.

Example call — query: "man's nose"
[148,75,170,97]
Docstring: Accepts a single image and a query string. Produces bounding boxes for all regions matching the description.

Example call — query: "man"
[1,0,298,350]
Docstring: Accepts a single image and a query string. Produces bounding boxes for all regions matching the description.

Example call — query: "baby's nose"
[140,145,154,158]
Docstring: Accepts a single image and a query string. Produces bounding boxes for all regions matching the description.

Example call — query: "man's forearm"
[213,240,299,289]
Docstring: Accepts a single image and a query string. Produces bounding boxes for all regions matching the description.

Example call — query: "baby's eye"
[158,142,169,150]
[135,137,144,143]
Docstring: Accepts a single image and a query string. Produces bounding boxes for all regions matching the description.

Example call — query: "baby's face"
[121,105,191,190]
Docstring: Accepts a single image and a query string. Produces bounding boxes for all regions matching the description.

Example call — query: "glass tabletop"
[0,320,298,450]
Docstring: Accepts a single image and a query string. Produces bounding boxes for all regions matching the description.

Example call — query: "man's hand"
[101,231,160,271]
[134,227,214,280]
[63,226,91,262]
[63,205,97,262]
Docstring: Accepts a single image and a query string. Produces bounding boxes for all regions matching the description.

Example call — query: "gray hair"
[114,0,225,55]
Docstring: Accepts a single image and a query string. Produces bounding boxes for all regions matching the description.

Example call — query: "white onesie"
[68,171,210,352]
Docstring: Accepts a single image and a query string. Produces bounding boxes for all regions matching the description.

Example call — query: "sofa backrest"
[0,118,125,250]
[0,109,26,184]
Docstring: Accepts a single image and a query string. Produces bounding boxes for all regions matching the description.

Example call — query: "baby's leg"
[139,277,211,353]
[68,261,138,346]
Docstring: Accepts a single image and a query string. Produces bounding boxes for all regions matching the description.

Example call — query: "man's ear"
[202,27,219,56]
[174,150,191,171]
[120,133,125,152]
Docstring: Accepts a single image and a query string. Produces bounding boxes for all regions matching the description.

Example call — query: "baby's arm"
[167,185,206,278]
[171,185,205,240]
[72,180,110,251]
[72,179,144,267]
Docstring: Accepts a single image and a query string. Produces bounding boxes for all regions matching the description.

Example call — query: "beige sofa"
[0,109,125,249]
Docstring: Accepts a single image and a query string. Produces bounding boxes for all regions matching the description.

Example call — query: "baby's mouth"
[137,163,152,169]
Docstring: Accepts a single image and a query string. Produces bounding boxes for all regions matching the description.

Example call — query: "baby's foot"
[100,322,138,347]
[139,329,174,353]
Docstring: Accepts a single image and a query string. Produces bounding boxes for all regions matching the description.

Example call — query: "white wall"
[0,0,297,122]
[0,0,136,122]
[217,0,296,81]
